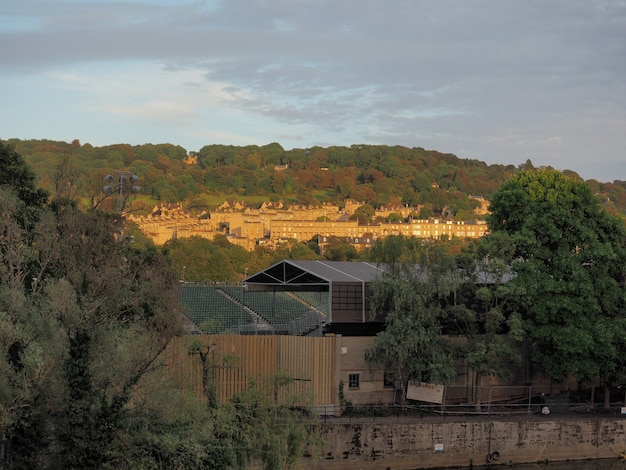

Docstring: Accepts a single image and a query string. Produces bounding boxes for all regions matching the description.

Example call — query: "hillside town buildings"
[128,199,488,251]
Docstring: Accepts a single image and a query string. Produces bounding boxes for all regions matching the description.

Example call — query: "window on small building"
[383,371,395,388]
[348,373,360,390]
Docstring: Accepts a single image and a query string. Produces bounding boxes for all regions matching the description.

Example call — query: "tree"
[365,238,457,403]
[1,187,315,469]
[39,203,180,468]
[0,151,183,467]
[270,171,287,193]
[451,233,525,410]
[0,141,49,208]
[53,154,80,202]
[187,336,318,469]
[387,212,403,223]
[322,236,358,261]
[0,146,54,464]
[165,235,250,282]
[487,169,626,405]
[225,375,318,470]
[0,188,56,467]
[0,141,49,228]
[351,204,375,224]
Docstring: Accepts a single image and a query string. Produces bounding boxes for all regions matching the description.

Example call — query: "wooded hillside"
[6,139,626,218]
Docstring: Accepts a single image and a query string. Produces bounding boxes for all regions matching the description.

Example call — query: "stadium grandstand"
[178,260,388,336]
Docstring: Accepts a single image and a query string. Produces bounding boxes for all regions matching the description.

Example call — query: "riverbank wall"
[299,415,626,469]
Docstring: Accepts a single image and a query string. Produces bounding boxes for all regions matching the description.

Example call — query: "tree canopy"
[0,186,183,467]
[0,141,49,229]
[450,233,525,409]
[364,170,626,406]
[364,237,458,402]
[7,138,626,224]
[0,147,316,469]
[487,169,626,384]
[0,142,49,208]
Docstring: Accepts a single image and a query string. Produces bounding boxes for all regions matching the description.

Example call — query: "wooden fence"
[161,334,339,407]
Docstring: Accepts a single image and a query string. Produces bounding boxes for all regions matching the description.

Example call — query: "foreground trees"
[1,143,315,469]
[0,170,182,466]
[190,334,317,469]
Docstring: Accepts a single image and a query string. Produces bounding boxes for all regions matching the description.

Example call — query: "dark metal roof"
[245,260,386,286]
[245,259,514,287]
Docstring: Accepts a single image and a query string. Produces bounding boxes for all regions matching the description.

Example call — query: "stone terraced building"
[128,200,488,250]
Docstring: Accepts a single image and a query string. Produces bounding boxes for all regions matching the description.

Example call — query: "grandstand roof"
[244,260,386,287]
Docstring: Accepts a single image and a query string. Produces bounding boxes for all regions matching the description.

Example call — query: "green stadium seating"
[179,284,326,335]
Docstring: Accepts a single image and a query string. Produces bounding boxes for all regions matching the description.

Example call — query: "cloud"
[0,0,625,181]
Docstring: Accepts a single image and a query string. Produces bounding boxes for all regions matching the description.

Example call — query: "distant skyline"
[1,0,625,182]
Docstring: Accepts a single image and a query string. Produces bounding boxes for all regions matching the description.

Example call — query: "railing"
[315,385,625,422]
[315,404,626,424]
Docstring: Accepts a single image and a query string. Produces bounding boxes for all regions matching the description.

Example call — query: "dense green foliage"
[364,237,459,401]
[450,233,526,408]
[163,235,323,282]
[0,144,316,469]
[7,138,626,218]
[3,138,626,426]
[365,169,626,405]
[487,169,626,385]
[0,142,49,229]
[0,157,181,466]
[364,235,521,405]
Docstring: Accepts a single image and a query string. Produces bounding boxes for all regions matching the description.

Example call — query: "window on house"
[348,373,360,390]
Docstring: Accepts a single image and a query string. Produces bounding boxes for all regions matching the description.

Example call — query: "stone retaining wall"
[299,416,626,469]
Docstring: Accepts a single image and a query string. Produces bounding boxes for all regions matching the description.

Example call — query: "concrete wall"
[339,336,392,407]
[299,417,626,469]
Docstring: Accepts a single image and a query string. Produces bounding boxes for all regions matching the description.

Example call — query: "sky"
[1,0,625,182]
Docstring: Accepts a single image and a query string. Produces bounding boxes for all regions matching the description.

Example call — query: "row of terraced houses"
[129,198,489,250]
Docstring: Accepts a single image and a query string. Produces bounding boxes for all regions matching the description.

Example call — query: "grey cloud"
[1,0,624,180]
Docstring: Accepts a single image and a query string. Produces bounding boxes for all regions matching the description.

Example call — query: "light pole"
[103,171,140,216]
[103,171,140,241]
